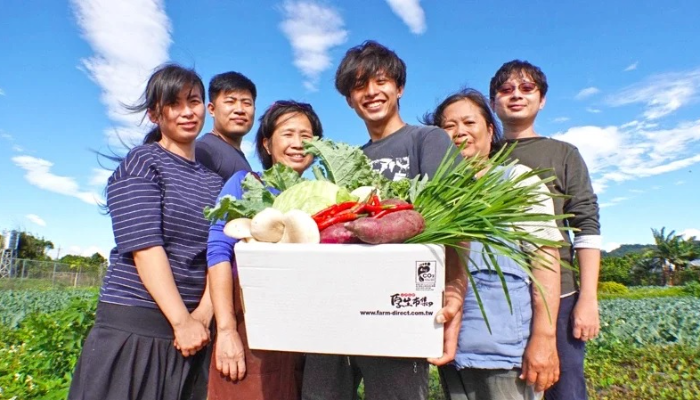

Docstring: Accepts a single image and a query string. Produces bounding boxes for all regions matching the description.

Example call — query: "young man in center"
[489,60,602,400]
[301,40,468,400]
[196,71,256,181]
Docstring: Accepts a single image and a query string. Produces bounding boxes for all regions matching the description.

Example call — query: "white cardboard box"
[234,243,445,358]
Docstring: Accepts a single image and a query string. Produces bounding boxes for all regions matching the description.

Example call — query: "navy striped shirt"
[101,143,222,310]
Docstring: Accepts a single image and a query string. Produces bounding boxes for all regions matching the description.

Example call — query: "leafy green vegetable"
[262,163,306,191]
[204,173,276,222]
[304,138,383,190]
[272,180,356,214]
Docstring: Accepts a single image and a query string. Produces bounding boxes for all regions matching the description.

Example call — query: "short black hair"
[489,60,548,101]
[421,88,503,154]
[208,71,257,103]
[335,40,406,97]
[255,100,324,169]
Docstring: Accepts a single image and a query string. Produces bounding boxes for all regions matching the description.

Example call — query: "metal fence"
[1,258,106,287]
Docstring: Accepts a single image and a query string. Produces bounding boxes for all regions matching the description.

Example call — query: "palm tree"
[647,228,699,285]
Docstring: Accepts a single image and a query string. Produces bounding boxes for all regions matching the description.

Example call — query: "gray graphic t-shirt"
[361,124,456,181]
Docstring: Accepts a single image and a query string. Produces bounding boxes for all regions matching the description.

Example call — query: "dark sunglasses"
[272,100,313,110]
[496,82,539,95]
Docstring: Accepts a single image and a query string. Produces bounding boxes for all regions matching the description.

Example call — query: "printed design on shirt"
[370,156,410,181]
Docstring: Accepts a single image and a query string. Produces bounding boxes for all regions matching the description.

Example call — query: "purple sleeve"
[206,170,249,267]
[108,149,164,254]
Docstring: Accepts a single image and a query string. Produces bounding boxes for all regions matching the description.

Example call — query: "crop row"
[0,289,97,328]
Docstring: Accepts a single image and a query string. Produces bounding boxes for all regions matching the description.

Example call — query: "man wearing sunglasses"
[490,60,602,400]
[301,40,467,400]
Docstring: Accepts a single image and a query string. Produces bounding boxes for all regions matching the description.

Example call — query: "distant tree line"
[0,231,106,271]
[601,228,700,286]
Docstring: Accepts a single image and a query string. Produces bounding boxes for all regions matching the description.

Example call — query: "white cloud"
[12,145,23,152]
[586,107,602,113]
[385,0,426,34]
[71,0,172,145]
[675,180,685,185]
[26,214,46,227]
[279,1,348,91]
[603,242,621,252]
[599,197,628,209]
[575,87,600,100]
[552,117,570,123]
[551,119,700,193]
[0,88,5,96]
[241,140,255,158]
[624,62,639,72]
[681,228,700,240]
[607,68,700,120]
[1,132,13,140]
[89,168,114,187]
[12,155,103,205]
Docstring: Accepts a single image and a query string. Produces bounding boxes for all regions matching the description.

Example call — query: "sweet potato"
[344,210,425,244]
[320,222,363,244]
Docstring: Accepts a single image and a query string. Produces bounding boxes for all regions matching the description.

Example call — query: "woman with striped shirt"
[69,64,222,400]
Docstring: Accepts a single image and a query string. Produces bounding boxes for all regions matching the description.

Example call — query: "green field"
[1,285,699,400]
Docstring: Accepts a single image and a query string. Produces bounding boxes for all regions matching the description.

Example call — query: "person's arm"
[134,246,209,357]
[521,246,561,393]
[505,164,563,390]
[428,245,468,366]
[573,248,600,341]
[564,148,602,341]
[209,261,246,380]
[191,274,214,329]
[207,170,250,380]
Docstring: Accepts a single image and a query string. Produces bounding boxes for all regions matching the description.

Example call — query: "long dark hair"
[421,88,503,155]
[126,63,205,144]
[255,100,324,169]
[97,64,204,212]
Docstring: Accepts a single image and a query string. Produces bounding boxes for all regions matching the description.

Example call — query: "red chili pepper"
[372,204,414,219]
[364,204,385,213]
[318,212,363,231]
[371,194,381,207]
[312,202,358,222]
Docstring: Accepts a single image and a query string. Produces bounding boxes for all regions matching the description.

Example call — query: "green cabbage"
[272,180,356,214]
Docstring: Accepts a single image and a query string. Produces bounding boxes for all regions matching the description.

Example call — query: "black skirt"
[68,302,205,400]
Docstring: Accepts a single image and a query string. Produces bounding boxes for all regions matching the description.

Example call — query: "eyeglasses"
[496,82,539,95]
[272,100,313,110]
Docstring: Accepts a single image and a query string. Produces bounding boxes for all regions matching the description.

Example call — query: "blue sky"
[1,0,699,258]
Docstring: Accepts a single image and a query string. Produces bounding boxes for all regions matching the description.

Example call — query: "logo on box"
[416,261,437,291]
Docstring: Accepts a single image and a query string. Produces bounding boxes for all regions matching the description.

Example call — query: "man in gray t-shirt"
[301,41,466,400]
[195,71,256,182]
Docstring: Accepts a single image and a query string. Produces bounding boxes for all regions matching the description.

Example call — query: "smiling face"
[491,72,546,127]
[263,112,315,174]
[208,89,255,139]
[150,84,205,145]
[346,73,404,127]
[441,99,494,159]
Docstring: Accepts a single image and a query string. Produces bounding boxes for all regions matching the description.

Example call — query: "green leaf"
[303,138,380,190]
[261,163,306,191]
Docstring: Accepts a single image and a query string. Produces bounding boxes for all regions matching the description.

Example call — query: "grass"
[585,344,700,400]
[599,285,688,300]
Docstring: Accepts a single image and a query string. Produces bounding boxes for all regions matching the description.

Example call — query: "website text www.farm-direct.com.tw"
[359,310,434,316]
